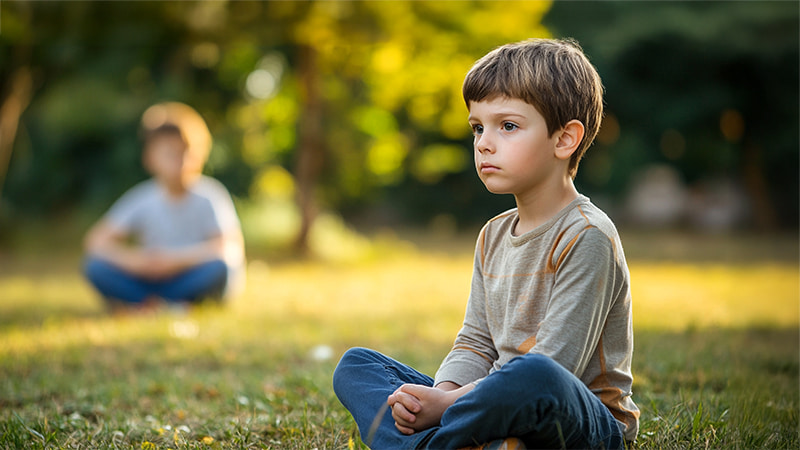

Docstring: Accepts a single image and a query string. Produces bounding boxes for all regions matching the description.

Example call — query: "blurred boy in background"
[84,102,244,313]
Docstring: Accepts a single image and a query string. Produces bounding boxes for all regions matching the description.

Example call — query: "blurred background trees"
[1,1,797,253]
[545,1,799,230]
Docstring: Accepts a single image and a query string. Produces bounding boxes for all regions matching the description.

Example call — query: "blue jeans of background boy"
[84,257,228,304]
[333,348,625,449]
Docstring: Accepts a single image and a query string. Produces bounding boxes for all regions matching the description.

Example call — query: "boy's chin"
[482,183,512,196]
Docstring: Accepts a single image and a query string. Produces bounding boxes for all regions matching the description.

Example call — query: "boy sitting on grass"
[84,102,244,313]
[334,39,639,449]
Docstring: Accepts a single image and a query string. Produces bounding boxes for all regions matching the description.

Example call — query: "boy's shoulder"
[567,196,619,240]
[116,178,160,205]
[191,175,232,196]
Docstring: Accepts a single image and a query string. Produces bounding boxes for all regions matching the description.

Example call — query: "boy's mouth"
[479,162,500,173]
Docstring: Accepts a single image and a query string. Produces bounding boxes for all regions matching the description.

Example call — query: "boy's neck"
[158,177,192,200]
[512,178,579,236]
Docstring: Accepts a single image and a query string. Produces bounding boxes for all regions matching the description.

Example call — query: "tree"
[544,1,799,229]
[238,1,554,250]
[1,1,553,249]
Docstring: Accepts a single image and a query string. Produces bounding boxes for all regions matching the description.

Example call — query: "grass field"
[0,231,798,449]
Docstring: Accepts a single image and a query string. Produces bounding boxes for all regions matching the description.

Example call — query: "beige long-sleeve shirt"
[434,195,640,441]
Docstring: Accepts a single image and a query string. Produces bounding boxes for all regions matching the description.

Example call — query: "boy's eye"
[471,124,484,135]
[502,122,518,132]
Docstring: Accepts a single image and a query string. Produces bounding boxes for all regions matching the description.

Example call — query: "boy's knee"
[207,258,228,274]
[463,354,568,418]
[192,259,229,299]
[198,259,228,282]
[338,347,378,367]
[333,349,354,396]
[334,348,368,375]
[512,353,563,379]
[333,347,374,394]
[83,257,113,283]
[488,354,567,395]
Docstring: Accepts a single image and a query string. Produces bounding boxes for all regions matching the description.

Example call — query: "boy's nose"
[475,132,495,154]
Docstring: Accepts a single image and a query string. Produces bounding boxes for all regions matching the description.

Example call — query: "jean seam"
[383,365,404,388]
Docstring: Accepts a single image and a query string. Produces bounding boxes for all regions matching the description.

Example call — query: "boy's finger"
[400,383,431,399]
[394,391,422,413]
[394,421,415,435]
[390,401,416,424]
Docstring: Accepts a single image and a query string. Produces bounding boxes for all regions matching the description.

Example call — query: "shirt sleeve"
[104,181,150,234]
[201,177,241,235]
[434,225,498,387]
[530,226,622,376]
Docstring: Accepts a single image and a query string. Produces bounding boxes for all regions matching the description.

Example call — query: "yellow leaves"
[251,166,296,201]
[262,95,299,125]
[366,136,408,184]
[239,93,299,168]
[223,0,561,201]
[353,106,398,137]
[353,106,407,183]
[464,1,553,42]
[141,441,156,450]
[371,43,406,75]
[293,1,354,53]
[408,95,440,124]
[412,144,469,184]
[202,436,215,445]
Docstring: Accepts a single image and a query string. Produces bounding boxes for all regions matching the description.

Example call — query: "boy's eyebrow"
[468,111,528,122]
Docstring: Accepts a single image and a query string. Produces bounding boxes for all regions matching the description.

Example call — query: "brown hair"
[140,102,212,160]
[463,38,604,178]
[143,123,186,149]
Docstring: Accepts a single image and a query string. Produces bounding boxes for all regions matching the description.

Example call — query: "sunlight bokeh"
[630,263,799,330]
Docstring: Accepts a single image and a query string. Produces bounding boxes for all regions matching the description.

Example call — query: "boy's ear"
[554,120,585,161]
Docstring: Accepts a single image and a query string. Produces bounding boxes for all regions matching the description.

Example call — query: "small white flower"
[310,345,333,362]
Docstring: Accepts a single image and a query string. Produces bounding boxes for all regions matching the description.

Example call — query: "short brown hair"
[463,38,604,178]
[140,102,212,160]
[143,123,187,149]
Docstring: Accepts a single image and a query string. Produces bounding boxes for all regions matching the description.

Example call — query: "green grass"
[0,233,798,449]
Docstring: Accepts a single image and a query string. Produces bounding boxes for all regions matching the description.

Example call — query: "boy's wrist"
[439,383,475,409]
[435,381,461,392]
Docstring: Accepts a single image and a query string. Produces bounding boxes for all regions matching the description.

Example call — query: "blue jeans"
[333,348,624,449]
[84,257,228,304]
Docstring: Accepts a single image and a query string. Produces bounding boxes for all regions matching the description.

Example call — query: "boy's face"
[468,96,565,198]
[143,134,204,188]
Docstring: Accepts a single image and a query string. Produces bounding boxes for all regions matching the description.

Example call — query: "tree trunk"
[293,45,325,254]
[0,67,34,199]
[742,141,777,230]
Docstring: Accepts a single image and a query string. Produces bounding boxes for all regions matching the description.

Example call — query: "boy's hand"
[387,387,422,435]
[139,250,187,279]
[387,383,473,435]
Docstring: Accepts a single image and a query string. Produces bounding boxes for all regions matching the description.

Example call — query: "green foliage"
[0,0,550,227]
[545,1,799,227]
[0,1,797,231]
